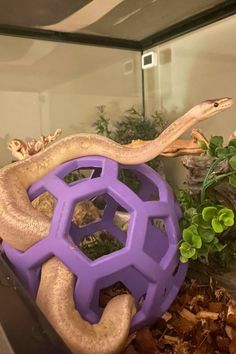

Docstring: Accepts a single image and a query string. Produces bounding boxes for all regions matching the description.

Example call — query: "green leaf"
[198,243,209,255]
[192,214,211,229]
[202,207,217,222]
[180,256,188,263]
[179,243,196,258]
[185,247,196,258]
[198,227,215,243]
[183,224,198,239]
[223,217,234,227]
[229,174,236,187]
[215,147,228,158]
[228,146,236,154]
[229,139,236,148]
[229,156,236,171]
[192,234,202,249]
[182,228,193,243]
[192,214,202,225]
[184,207,197,221]
[218,208,234,217]
[209,136,224,156]
[212,217,224,233]
[218,208,234,222]
[210,136,224,147]
[179,242,191,251]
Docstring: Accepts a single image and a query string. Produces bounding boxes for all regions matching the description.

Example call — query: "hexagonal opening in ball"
[63,167,102,185]
[90,266,149,316]
[118,168,159,201]
[143,217,169,263]
[69,192,131,259]
[99,281,131,308]
[72,199,103,229]
[79,230,124,261]
[31,190,57,219]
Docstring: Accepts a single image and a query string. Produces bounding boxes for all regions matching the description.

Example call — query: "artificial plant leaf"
[212,217,224,233]
[180,255,188,263]
[184,247,196,258]
[218,208,234,221]
[229,156,236,170]
[198,227,215,243]
[229,174,236,187]
[215,147,228,158]
[184,207,197,221]
[187,224,199,236]
[192,214,210,229]
[228,145,236,154]
[180,241,191,251]
[209,136,224,156]
[182,228,193,243]
[198,243,209,256]
[192,214,202,225]
[223,216,234,227]
[179,243,196,258]
[202,206,217,222]
[229,139,236,148]
[192,234,202,249]
[209,135,224,147]
[218,207,234,217]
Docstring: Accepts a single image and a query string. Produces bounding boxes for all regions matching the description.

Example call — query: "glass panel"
[144,15,236,186]
[0,36,142,167]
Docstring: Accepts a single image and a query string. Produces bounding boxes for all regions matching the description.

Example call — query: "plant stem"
[200,158,223,203]
[214,171,236,180]
[204,171,236,189]
[200,153,235,203]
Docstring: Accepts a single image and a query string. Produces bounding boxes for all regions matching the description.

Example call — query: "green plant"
[93,110,236,267]
[80,231,123,260]
[113,107,165,144]
[176,189,198,226]
[200,136,236,202]
[93,106,166,192]
[63,170,85,184]
[176,135,236,267]
[179,205,234,264]
[93,105,113,138]
[209,240,236,270]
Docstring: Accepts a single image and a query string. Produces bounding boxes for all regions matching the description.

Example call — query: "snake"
[0,97,233,354]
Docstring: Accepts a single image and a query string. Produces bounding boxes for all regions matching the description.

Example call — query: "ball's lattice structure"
[3,156,187,330]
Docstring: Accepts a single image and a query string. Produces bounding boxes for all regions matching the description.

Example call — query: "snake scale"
[0,98,233,354]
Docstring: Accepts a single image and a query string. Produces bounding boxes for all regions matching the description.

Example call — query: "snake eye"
[214,102,219,107]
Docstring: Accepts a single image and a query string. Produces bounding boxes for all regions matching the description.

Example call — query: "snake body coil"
[0,98,232,353]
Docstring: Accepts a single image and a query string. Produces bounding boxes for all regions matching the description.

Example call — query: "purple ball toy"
[3,156,187,330]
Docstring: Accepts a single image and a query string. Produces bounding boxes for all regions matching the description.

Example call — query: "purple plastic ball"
[3,156,187,330]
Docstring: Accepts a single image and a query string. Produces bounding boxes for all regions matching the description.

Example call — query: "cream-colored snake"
[0,97,233,354]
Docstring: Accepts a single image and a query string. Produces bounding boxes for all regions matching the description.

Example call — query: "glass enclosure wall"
[0,36,142,167]
[144,14,236,187]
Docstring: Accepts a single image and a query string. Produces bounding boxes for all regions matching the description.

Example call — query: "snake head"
[191,97,233,122]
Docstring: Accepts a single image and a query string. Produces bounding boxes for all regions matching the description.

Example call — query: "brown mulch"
[121,279,236,354]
